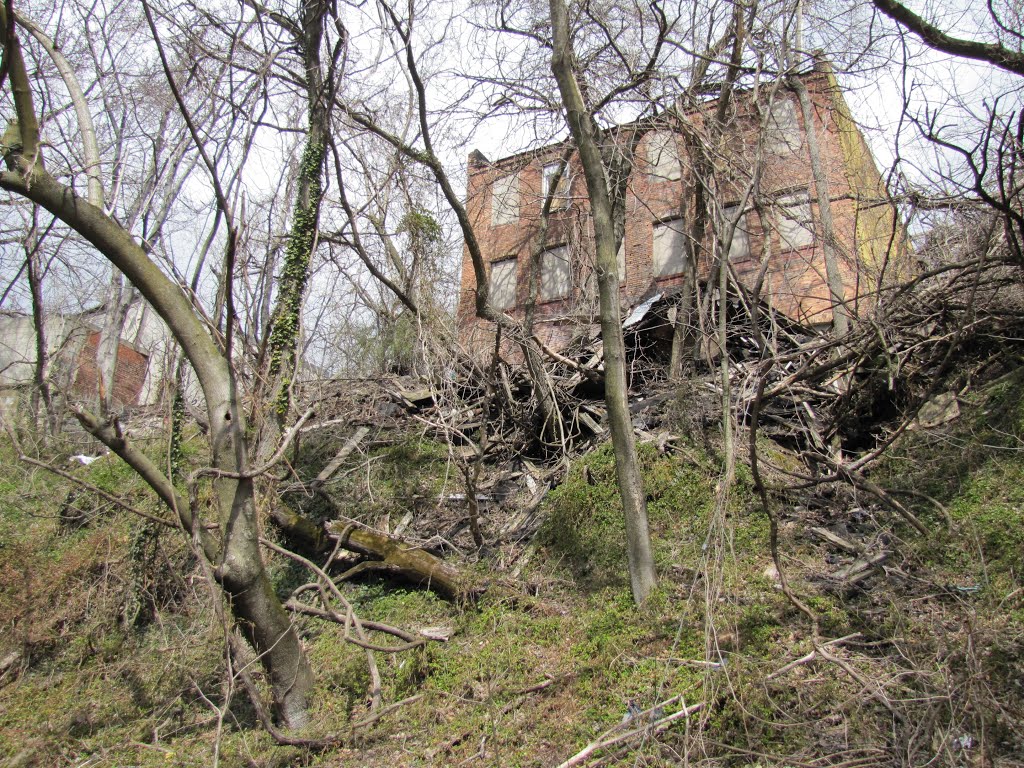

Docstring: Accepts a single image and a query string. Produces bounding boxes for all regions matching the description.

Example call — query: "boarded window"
[776,192,814,250]
[540,246,570,301]
[542,162,570,209]
[767,97,801,154]
[723,205,751,261]
[647,131,682,181]
[653,219,687,277]
[72,331,149,406]
[491,174,519,226]
[490,258,517,309]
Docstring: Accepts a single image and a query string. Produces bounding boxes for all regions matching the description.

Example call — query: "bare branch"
[873,0,1024,76]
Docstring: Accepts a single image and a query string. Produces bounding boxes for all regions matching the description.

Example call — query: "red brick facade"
[457,66,905,358]
[72,330,150,407]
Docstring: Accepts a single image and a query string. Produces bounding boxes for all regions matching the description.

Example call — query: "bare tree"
[23,206,56,430]
[547,0,659,603]
[870,0,1024,262]
[0,3,316,728]
[872,0,1024,77]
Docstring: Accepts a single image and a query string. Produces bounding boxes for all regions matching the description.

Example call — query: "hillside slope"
[2,356,1023,767]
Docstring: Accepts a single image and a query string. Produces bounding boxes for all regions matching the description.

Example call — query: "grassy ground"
[1,379,1023,766]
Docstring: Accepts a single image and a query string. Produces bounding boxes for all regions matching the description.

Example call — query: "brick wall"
[457,67,905,360]
[72,330,150,407]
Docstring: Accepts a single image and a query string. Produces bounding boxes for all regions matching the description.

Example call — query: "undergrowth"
[1,375,1023,766]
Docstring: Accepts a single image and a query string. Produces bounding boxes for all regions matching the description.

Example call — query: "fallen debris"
[809,526,862,554]
[312,426,371,489]
[326,520,479,600]
[831,550,889,584]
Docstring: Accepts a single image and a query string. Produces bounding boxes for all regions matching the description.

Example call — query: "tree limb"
[873,0,1024,77]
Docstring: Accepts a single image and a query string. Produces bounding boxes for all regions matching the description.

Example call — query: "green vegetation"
[2,376,1024,765]
[296,435,454,527]
[877,369,1024,584]
[268,137,326,417]
[540,440,762,587]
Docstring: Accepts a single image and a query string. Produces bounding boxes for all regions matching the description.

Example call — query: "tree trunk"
[791,75,850,338]
[25,212,55,433]
[549,0,657,604]
[521,167,566,447]
[16,7,132,417]
[259,0,329,457]
[95,273,132,413]
[218,480,315,727]
[668,264,698,380]
[0,16,315,723]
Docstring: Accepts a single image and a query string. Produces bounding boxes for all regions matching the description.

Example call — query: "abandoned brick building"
[456,62,904,360]
[0,297,172,417]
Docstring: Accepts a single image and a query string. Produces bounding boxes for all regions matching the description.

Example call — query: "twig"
[226,633,345,748]
[816,645,902,721]
[839,468,928,535]
[430,674,570,759]
[555,699,705,768]
[263,539,427,650]
[190,405,317,482]
[888,487,953,528]
[284,601,426,652]
[16,453,177,530]
[766,633,863,680]
[533,333,602,376]
[748,363,820,634]
[351,693,424,730]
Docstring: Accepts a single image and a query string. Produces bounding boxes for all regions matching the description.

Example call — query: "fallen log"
[269,501,480,600]
[269,504,330,553]
[325,521,479,601]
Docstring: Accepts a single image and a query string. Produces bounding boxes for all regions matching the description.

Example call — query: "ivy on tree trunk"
[267,138,326,418]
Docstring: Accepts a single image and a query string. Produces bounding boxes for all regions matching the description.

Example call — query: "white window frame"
[723,205,751,261]
[542,162,570,209]
[652,218,687,277]
[489,258,518,310]
[491,173,519,226]
[540,245,571,302]
[766,97,802,154]
[647,130,682,181]
[776,192,814,251]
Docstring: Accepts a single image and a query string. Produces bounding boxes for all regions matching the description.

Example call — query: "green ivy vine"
[267,138,325,417]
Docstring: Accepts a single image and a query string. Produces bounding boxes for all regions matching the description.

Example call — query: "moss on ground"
[876,369,1024,585]
[3,375,1024,766]
[538,440,760,588]
[290,434,455,528]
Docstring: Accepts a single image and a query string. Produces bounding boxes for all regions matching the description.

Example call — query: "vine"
[169,386,185,481]
[267,138,325,417]
[124,383,186,627]
[399,208,442,250]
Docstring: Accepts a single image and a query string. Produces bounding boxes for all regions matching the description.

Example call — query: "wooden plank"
[832,551,888,583]
[312,426,370,488]
[577,409,603,435]
[809,526,861,554]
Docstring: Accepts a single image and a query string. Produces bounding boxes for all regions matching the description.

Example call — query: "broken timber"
[326,521,478,600]
[268,502,480,601]
[312,426,370,489]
